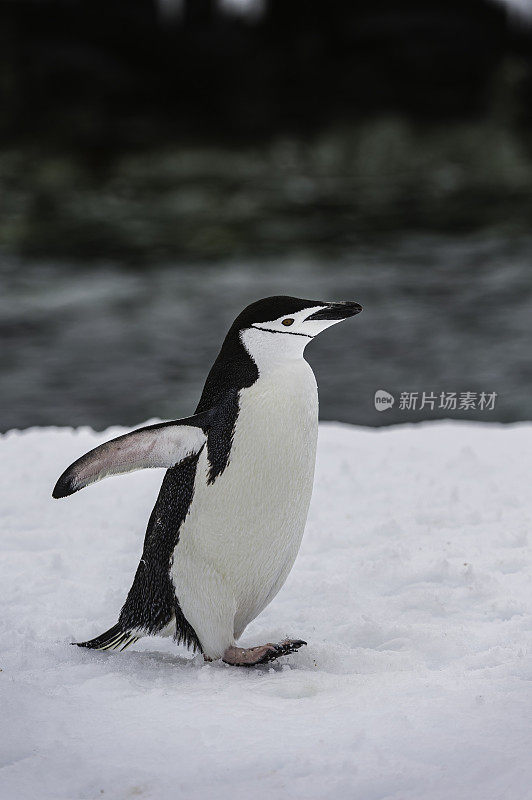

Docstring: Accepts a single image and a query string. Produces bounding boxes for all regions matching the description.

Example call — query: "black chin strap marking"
[251,325,314,339]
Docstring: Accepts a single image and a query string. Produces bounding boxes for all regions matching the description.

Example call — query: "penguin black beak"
[306,301,363,321]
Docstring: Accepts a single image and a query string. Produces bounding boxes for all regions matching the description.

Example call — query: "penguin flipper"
[74,623,140,652]
[53,412,210,498]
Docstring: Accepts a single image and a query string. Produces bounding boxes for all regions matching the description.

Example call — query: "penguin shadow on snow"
[70,637,313,684]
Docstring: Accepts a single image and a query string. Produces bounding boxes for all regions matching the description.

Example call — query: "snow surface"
[1,421,531,800]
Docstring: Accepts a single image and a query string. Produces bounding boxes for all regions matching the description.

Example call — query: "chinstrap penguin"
[53,296,362,666]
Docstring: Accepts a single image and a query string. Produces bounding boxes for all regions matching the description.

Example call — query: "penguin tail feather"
[73,623,140,652]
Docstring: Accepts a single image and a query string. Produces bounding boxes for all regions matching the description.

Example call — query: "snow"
[1,421,531,800]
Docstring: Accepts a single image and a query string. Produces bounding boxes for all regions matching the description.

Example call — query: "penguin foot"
[222,639,307,666]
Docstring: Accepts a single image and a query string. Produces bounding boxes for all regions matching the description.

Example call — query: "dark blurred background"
[1,0,531,430]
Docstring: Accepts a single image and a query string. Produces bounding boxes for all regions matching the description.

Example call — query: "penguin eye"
[282,318,295,326]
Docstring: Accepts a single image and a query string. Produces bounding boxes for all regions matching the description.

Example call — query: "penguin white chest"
[171,359,318,638]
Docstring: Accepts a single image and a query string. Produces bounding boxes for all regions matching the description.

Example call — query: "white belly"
[170,359,318,655]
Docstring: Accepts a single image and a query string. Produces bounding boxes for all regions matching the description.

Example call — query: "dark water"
[1,232,531,432]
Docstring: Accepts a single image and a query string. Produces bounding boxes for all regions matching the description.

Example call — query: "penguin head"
[236,295,362,367]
